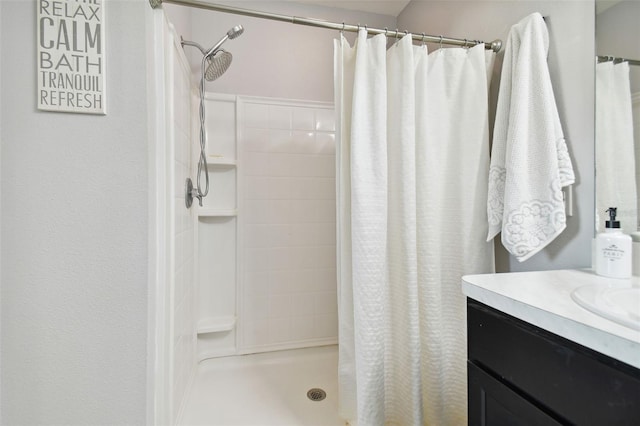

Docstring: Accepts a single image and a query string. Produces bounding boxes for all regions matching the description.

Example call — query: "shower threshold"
[178,345,345,425]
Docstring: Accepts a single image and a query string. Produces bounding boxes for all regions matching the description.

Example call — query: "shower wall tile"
[244,295,269,321]
[266,154,293,177]
[244,320,269,347]
[315,314,339,338]
[291,293,316,316]
[242,128,268,152]
[291,316,316,341]
[292,108,315,131]
[243,152,269,175]
[243,103,269,129]
[170,50,197,423]
[268,129,293,153]
[239,98,337,351]
[315,132,336,155]
[269,317,292,342]
[291,131,319,153]
[268,105,293,129]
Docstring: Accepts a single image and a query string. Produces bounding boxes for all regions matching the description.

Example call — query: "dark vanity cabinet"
[467,299,640,425]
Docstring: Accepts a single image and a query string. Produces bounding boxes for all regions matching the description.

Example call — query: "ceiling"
[276,0,411,17]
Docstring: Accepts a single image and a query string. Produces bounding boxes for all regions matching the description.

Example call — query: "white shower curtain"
[335,30,495,426]
[596,61,637,233]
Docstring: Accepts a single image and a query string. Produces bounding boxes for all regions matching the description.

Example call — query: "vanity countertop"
[462,269,640,369]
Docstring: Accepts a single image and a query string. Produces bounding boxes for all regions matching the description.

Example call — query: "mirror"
[595,1,640,235]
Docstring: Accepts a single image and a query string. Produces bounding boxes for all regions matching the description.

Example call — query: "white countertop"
[462,269,640,369]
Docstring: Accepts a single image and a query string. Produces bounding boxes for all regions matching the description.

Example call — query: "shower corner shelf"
[207,156,237,167]
[198,208,238,218]
[197,316,236,335]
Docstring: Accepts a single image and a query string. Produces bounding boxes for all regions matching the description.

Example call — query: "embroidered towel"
[487,12,575,262]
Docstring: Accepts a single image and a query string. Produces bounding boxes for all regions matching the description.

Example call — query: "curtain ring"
[364,25,368,34]
[384,27,389,37]
[404,30,408,39]
[421,32,426,46]
[340,22,345,36]
[439,35,443,50]
[395,28,399,39]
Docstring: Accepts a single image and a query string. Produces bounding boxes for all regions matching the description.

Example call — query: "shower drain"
[306,388,327,402]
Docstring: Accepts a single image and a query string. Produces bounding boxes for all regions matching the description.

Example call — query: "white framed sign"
[37,0,106,114]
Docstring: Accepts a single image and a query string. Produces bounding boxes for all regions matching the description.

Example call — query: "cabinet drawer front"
[468,361,563,426]
[468,300,640,425]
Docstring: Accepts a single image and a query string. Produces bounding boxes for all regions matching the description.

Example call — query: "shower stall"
[152,4,346,424]
[151,1,502,424]
[194,93,338,360]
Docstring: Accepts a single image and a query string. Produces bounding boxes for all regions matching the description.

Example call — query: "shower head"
[205,50,233,81]
[227,25,244,40]
[204,25,245,57]
[181,25,244,82]
[201,25,243,81]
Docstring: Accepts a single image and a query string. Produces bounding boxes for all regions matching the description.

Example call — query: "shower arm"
[181,36,231,58]
[181,38,207,55]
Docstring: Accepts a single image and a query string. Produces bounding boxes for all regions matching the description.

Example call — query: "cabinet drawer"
[468,361,563,426]
[468,300,640,425]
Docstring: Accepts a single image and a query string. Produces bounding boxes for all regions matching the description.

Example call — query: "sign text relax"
[37,0,105,114]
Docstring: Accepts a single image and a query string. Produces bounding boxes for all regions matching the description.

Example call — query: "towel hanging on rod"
[149,0,503,52]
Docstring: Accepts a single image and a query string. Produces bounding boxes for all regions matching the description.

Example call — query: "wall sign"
[37,0,105,114]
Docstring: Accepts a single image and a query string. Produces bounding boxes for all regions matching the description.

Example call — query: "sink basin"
[572,284,640,331]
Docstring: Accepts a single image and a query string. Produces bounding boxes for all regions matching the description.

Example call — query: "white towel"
[487,12,575,262]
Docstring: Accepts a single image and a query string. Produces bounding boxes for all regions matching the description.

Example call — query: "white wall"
[167,1,397,102]
[1,0,150,423]
[399,1,595,272]
[164,3,193,44]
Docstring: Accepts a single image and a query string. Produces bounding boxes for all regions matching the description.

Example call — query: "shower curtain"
[596,61,637,233]
[335,30,495,425]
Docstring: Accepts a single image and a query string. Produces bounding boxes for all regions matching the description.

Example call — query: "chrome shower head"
[204,25,245,57]
[201,25,243,81]
[227,25,244,40]
[181,25,244,82]
[205,50,233,81]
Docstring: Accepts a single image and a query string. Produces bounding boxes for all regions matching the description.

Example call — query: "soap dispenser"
[595,207,632,279]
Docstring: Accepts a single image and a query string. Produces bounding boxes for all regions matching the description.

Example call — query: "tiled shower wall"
[168,24,197,422]
[239,98,338,352]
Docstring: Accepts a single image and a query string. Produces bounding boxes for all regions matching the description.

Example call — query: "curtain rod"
[149,0,503,52]
[597,55,640,66]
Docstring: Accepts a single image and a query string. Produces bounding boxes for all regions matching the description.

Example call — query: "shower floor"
[178,345,345,426]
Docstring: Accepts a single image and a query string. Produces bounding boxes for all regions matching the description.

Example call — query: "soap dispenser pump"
[595,207,632,279]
